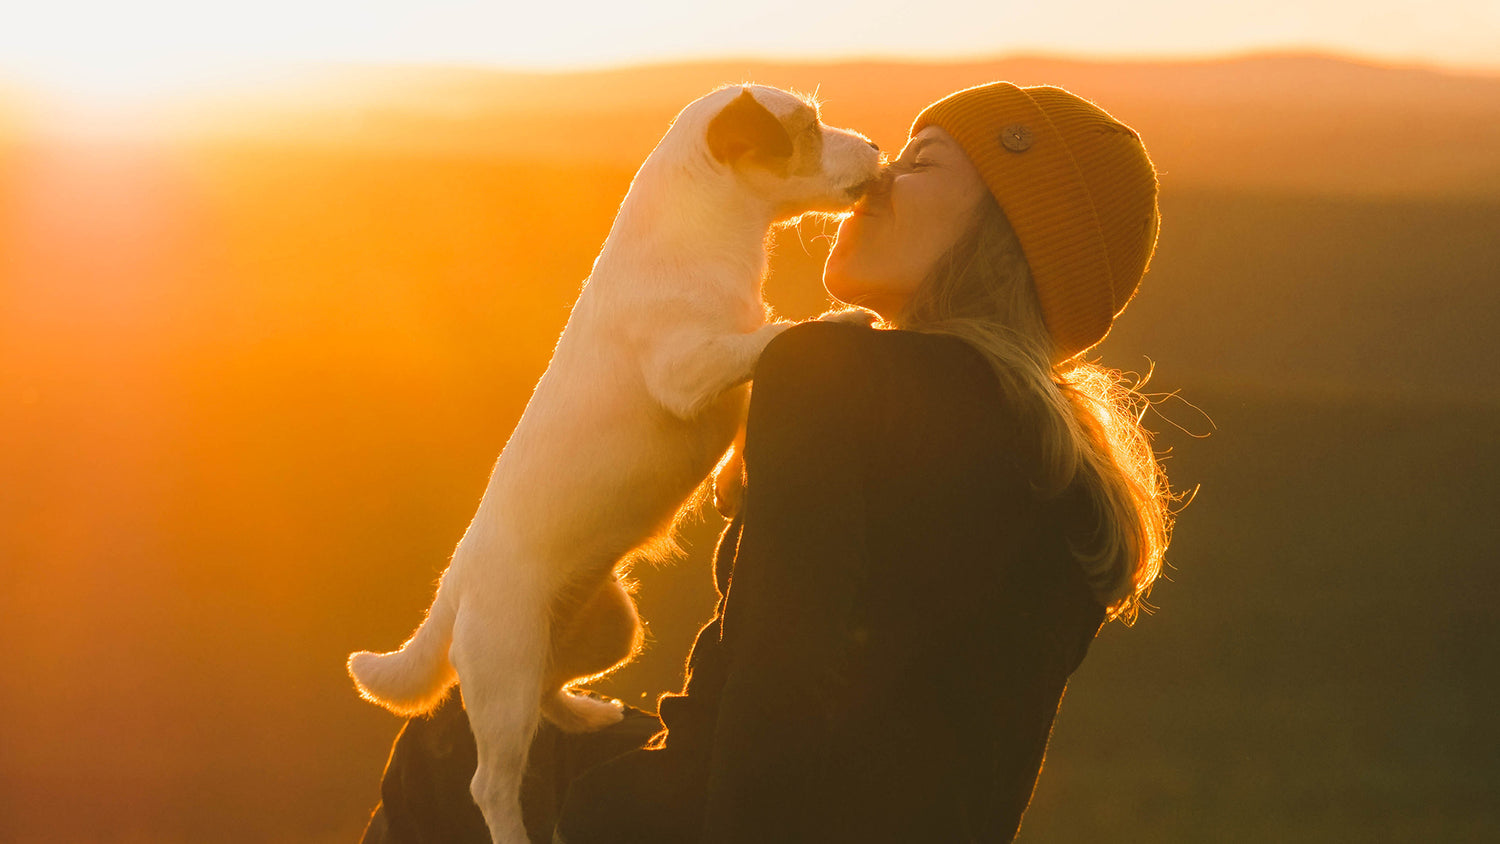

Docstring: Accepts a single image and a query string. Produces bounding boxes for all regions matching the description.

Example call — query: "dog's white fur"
[348,85,880,843]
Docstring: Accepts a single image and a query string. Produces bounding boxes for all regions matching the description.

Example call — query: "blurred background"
[2,2,1498,842]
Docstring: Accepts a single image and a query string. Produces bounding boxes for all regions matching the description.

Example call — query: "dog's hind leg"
[542,575,642,732]
[451,583,551,844]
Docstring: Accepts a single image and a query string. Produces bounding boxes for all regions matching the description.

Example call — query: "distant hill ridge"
[179,52,1500,198]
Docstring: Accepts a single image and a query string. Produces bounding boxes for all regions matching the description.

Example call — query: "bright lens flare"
[3,44,312,139]
[2,4,314,132]
[11,51,233,108]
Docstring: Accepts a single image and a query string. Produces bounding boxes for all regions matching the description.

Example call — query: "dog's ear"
[706,89,794,165]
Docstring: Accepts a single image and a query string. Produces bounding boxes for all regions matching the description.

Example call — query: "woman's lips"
[850,172,892,217]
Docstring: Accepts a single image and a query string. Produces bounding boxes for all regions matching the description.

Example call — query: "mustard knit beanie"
[911,82,1160,361]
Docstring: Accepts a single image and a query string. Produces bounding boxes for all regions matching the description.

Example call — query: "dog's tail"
[347,578,459,717]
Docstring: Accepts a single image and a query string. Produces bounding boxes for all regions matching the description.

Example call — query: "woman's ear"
[706,89,794,165]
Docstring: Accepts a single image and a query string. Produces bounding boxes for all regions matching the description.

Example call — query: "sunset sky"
[5,0,1498,102]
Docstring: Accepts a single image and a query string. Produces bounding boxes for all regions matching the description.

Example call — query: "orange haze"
[2,54,1498,842]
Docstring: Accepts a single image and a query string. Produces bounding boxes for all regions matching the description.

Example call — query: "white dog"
[348,84,881,843]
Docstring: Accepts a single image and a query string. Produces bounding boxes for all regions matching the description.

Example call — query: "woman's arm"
[699,322,893,842]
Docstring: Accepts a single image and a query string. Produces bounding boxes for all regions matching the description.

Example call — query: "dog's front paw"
[817,306,880,327]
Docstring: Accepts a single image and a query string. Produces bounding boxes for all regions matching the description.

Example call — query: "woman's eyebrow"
[900,138,936,159]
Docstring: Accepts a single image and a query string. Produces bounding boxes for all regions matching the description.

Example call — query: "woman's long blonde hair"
[893,196,1172,624]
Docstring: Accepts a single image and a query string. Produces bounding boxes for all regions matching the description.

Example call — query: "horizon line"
[5,45,1499,91]
[293,46,1500,80]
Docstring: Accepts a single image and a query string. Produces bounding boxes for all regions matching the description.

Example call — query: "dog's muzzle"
[845,176,881,202]
[846,169,893,204]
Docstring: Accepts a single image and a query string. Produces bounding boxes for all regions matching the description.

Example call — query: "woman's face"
[823,126,989,318]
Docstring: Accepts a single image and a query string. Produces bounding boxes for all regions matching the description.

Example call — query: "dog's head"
[697,85,881,220]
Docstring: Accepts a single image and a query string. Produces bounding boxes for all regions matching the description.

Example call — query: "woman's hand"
[713,423,748,518]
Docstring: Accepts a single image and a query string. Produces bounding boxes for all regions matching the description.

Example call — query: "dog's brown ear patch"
[706,89,793,165]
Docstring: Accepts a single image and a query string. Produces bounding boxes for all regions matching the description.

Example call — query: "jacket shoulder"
[754,320,873,380]
[757,321,991,393]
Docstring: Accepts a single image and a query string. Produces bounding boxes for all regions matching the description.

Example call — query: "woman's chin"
[821,252,851,302]
[821,266,860,309]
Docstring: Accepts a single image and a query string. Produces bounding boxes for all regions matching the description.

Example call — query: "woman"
[362,81,1173,844]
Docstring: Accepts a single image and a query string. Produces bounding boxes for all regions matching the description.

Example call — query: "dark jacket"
[557,321,1104,843]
